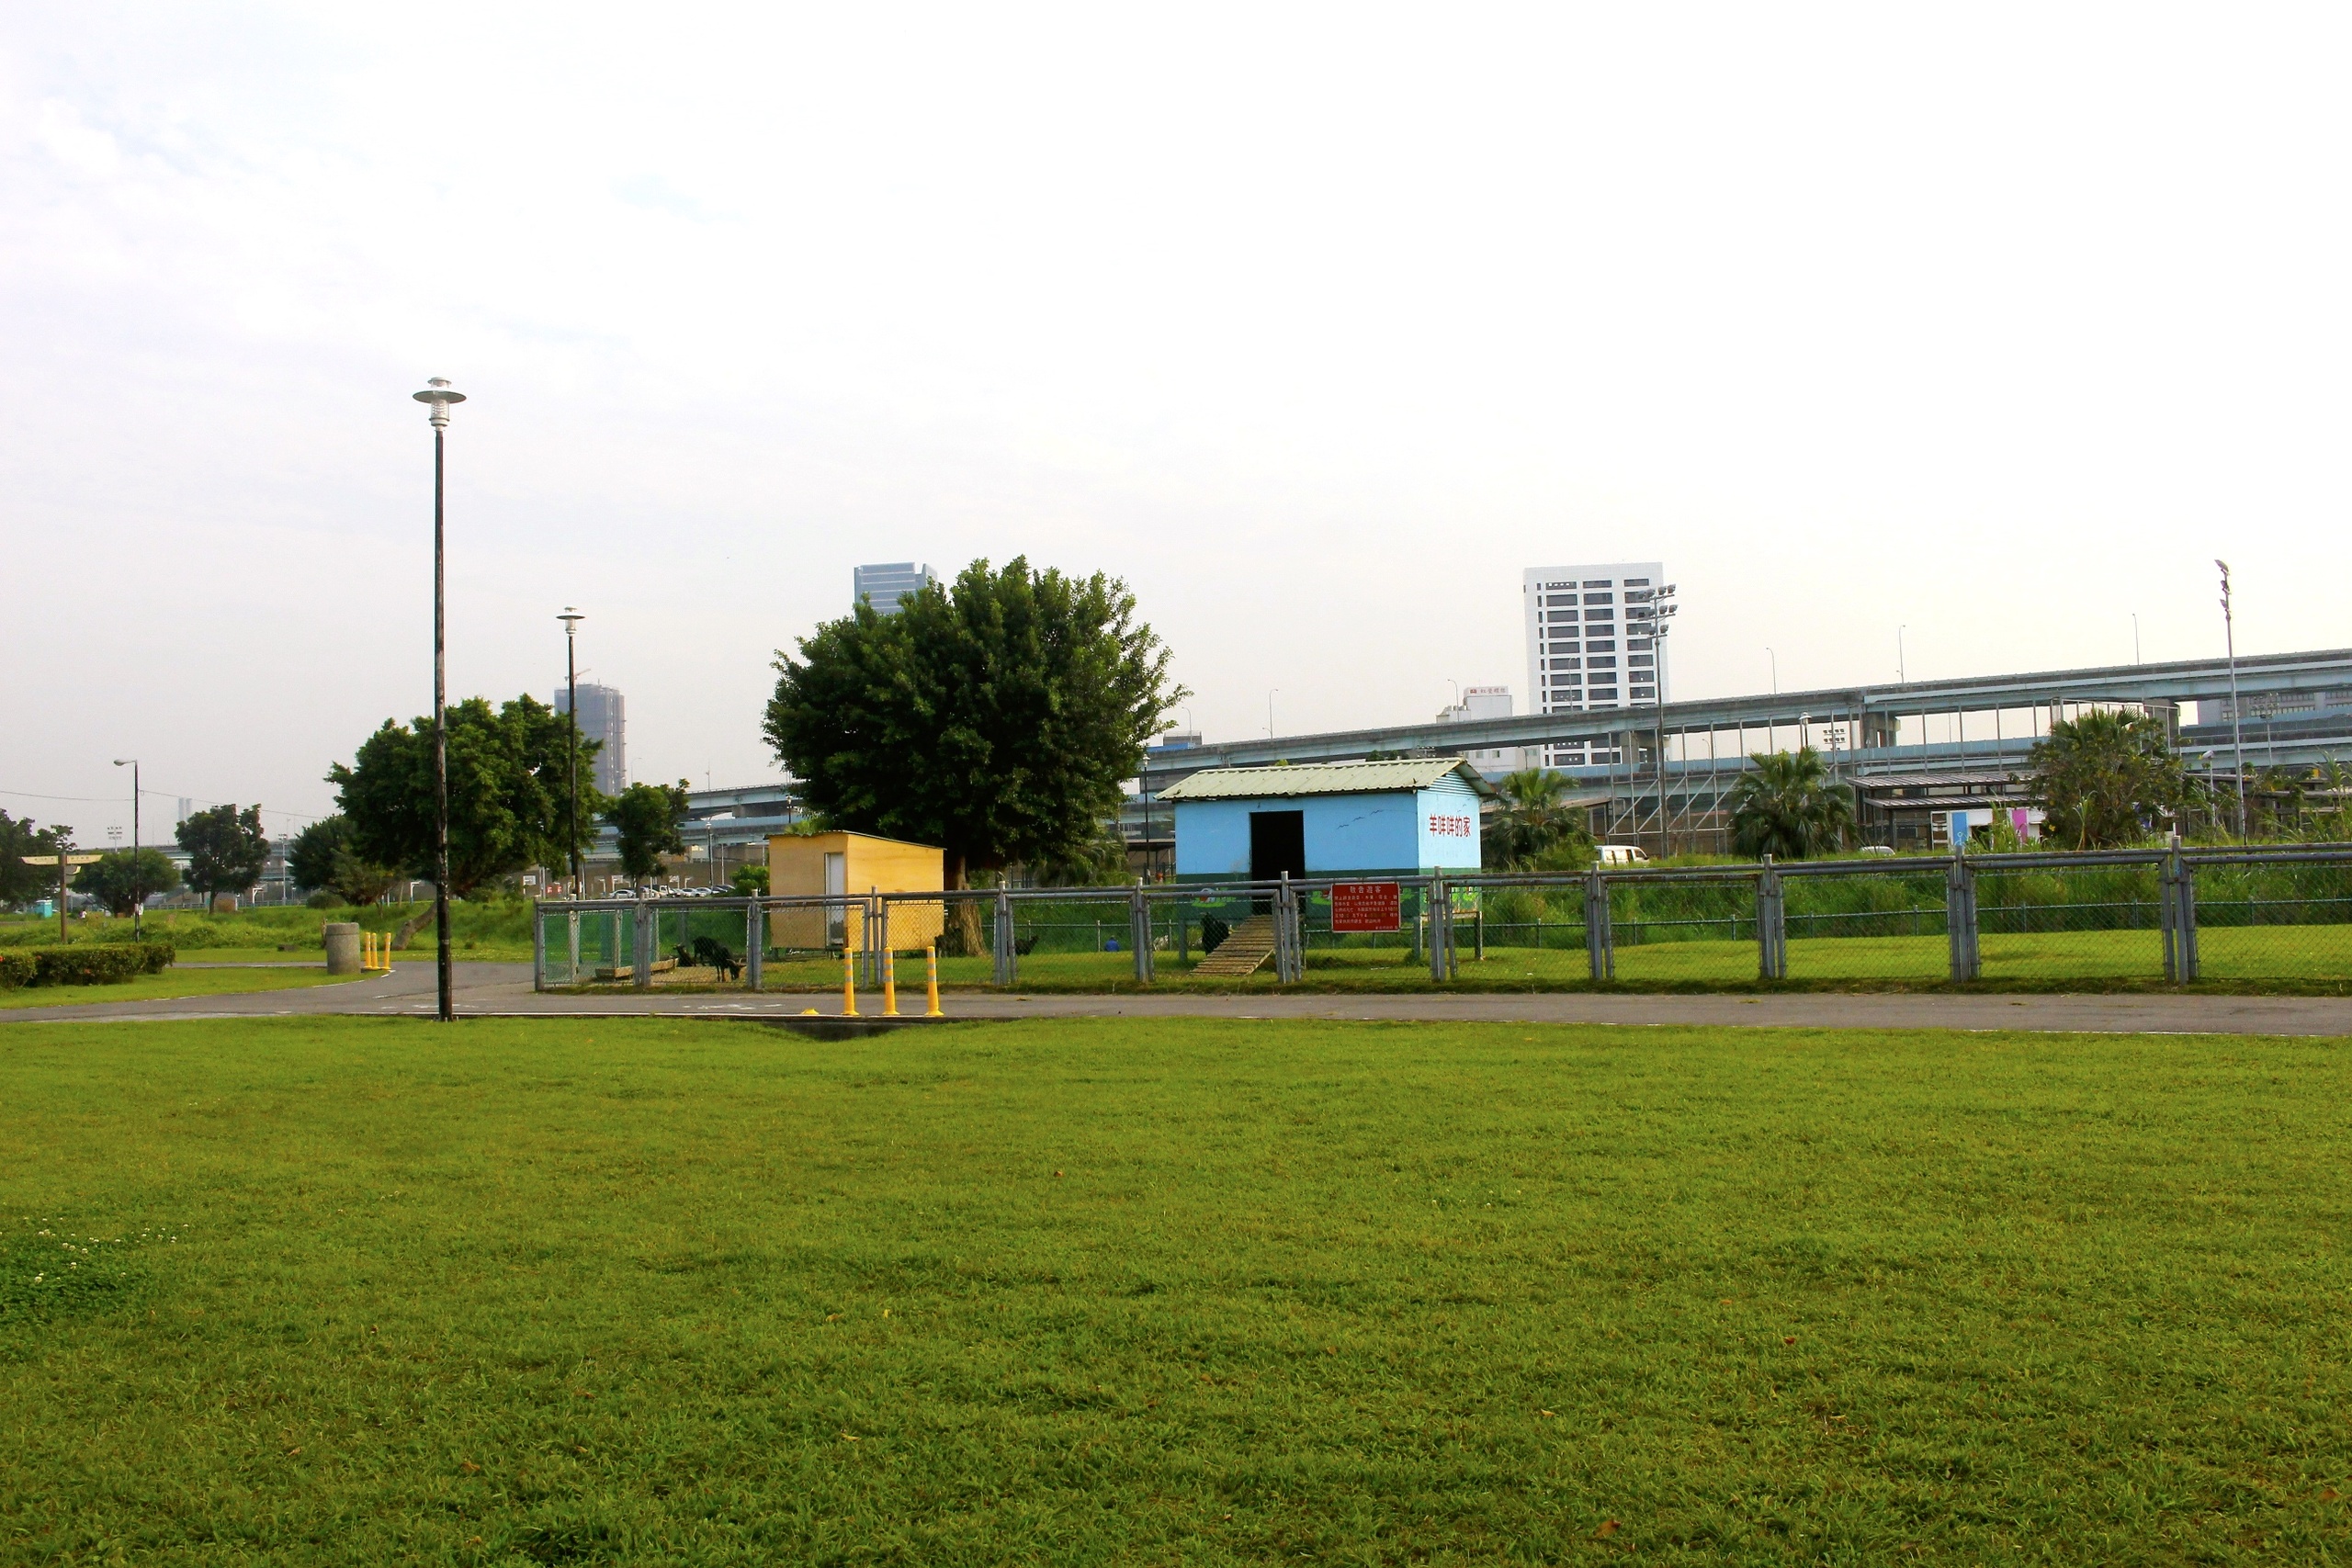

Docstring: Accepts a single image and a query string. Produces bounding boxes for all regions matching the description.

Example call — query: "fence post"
[995,886,1015,986]
[633,897,653,989]
[1756,857,1786,981]
[1132,881,1153,985]
[1178,897,1191,964]
[2165,848,2200,982]
[1586,870,1613,981]
[567,910,581,986]
[746,899,764,991]
[1428,874,1449,983]
[1946,853,1980,981]
[871,894,888,990]
[1274,872,1294,983]
[533,906,547,992]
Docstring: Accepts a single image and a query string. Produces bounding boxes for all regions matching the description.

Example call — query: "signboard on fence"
[1330,881,1401,932]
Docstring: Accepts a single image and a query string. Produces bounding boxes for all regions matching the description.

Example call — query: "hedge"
[0,943,178,987]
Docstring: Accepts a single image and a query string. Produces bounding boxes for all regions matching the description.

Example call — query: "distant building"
[1522,560,1669,767]
[1435,685,1523,776]
[554,682,628,795]
[854,562,938,615]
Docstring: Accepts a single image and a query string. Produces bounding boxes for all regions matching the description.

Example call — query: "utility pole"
[112,758,140,935]
[2218,560,2246,837]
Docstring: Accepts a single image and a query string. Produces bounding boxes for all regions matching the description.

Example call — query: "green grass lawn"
[0,967,360,1010]
[6,1016,2351,1562]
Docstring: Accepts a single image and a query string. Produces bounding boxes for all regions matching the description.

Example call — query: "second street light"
[560,606,585,897]
[112,758,140,936]
[414,378,466,1021]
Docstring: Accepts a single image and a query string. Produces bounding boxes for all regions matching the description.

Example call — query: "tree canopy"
[763,557,1182,886]
[2030,707,2184,848]
[329,695,603,897]
[605,781,688,886]
[73,848,182,916]
[285,815,398,908]
[1725,748,1854,860]
[0,809,67,908]
[176,805,269,900]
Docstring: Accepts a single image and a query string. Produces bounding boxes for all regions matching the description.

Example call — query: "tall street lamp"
[2218,559,2246,837]
[414,378,467,1021]
[112,758,139,936]
[560,607,585,897]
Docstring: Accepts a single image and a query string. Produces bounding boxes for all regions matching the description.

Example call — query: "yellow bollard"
[925,942,943,1018]
[842,945,858,1017]
[882,947,899,1017]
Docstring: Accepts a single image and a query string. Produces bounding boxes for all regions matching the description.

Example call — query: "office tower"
[1522,561,1668,766]
[853,562,938,615]
[554,682,628,796]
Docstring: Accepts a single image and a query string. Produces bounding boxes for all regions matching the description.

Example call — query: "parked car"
[1595,844,1651,867]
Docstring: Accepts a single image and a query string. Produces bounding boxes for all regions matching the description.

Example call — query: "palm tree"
[1485,768,1590,870]
[2029,708,2182,848]
[1725,747,1853,860]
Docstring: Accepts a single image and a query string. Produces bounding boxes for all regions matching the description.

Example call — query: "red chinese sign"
[1330,881,1402,932]
[1427,812,1475,839]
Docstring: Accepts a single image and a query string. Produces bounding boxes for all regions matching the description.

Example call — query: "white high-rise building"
[854,562,938,615]
[1435,684,1525,776]
[1522,561,1668,767]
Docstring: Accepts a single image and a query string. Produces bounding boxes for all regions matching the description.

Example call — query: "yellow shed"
[765,830,947,953]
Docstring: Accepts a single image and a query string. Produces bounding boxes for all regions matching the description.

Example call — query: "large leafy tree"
[285,815,398,908]
[2030,707,2184,848]
[329,695,603,897]
[72,848,182,916]
[1483,768,1595,871]
[1726,747,1854,860]
[763,557,1183,888]
[176,804,270,902]
[0,809,68,908]
[606,781,689,886]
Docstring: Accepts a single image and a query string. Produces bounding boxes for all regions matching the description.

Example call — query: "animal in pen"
[672,937,741,980]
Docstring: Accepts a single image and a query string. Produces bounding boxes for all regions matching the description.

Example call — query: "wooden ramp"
[1192,914,1278,977]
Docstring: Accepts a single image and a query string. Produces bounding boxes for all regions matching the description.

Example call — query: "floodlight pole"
[2218,559,2245,837]
[415,378,467,1021]
[560,608,584,897]
[113,758,139,935]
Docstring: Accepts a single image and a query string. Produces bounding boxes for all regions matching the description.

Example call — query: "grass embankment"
[0,899,537,963]
[6,1016,2351,1562]
[0,967,357,1010]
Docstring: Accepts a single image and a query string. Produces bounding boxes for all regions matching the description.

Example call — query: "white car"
[1595,844,1651,867]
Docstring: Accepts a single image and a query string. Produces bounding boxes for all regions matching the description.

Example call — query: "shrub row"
[0,943,174,988]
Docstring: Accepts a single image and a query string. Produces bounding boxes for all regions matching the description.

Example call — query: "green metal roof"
[1157,758,1497,802]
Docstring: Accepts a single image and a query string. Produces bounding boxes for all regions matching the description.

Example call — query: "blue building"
[1159,759,1492,882]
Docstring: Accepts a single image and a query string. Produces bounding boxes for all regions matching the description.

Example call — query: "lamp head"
[113,758,134,767]
[413,378,466,429]
[559,606,585,633]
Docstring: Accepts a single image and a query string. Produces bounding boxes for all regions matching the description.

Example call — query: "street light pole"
[560,608,584,897]
[2218,559,2245,837]
[112,758,139,936]
[414,378,467,1021]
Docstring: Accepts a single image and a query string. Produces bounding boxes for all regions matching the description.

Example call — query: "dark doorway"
[1250,810,1306,883]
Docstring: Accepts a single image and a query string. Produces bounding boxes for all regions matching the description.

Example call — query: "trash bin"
[322,922,361,976]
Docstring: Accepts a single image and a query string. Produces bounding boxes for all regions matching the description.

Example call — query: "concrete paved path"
[5,961,2351,1035]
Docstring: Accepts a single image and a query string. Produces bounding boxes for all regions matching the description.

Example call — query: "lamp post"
[414,378,466,1021]
[559,607,584,897]
[1268,689,1278,739]
[111,758,139,935]
[1645,585,1678,855]
[2218,559,2245,837]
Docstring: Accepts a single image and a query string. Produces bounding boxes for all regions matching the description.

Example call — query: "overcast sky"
[6,5,2348,840]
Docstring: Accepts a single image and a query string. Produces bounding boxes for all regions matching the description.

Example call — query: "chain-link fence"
[534,844,2352,993]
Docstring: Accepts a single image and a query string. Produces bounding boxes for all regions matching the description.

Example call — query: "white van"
[1595,844,1651,867]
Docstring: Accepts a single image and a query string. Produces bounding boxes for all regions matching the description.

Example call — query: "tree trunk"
[943,851,985,957]
[391,908,435,949]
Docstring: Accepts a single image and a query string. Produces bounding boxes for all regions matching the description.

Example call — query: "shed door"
[824,852,847,945]
[1249,810,1306,882]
